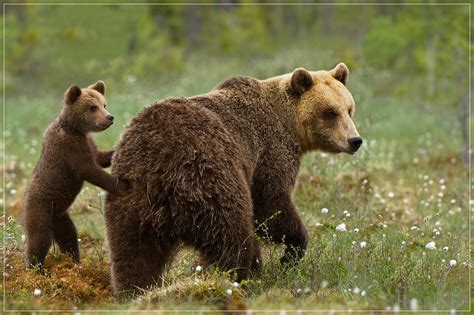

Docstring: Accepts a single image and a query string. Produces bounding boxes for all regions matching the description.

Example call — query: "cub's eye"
[324,110,338,119]
[89,105,97,112]
[104,104,107,108]
[348,108,353,116]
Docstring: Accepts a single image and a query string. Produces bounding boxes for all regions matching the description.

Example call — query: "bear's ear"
[330,63,349,85]
[88,80,106,95]
[290,68,313,96]
[64,85,82,105]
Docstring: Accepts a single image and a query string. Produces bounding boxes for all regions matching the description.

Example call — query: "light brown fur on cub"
[23,81,128,268]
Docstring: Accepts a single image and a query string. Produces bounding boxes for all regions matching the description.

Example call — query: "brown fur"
[23,81,128,268]
[105,63,362,299]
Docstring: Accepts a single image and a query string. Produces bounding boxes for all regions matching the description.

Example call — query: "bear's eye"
[324,110,338,119]
[104,103,107,109]
[89,105,97,112]
[348,108,353,116]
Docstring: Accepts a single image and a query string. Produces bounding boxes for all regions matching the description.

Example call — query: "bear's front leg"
[253,189,308,265]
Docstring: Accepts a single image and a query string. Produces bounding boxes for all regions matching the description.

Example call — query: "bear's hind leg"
[24,205,53,268]
[53,213,80,263]
[106,198,177,300]
[188,181,262,281]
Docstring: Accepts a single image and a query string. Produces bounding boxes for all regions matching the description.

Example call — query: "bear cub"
[23,81,128,268]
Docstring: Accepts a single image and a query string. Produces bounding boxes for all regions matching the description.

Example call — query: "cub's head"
[62,81,114,133]
[288,63,362,154]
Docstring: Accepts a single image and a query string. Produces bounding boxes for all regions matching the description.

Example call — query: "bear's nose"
[106,115,114,122]
[348,137,363,150]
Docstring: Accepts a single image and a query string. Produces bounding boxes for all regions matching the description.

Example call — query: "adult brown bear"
[105,63,362,299]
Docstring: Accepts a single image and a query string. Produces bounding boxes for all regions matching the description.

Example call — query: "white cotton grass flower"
[335,223,346,232]
[361,290,367,297]
[353,228,359,233]
[232,282,239,288]
[321,208,329,214]
[360,241,367,249]
[425,241,436,250]
[388,192,395,198]
[443,247,449,252]
[449,259,457,267]
[33,288,42,297]
[21,234,26,242]
[195,265,202,272]
[226,289,232,295]
[352,287,360,295]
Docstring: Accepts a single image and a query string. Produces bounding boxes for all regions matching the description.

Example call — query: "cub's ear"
[330,63,349,85]
[289,68,313,97]
[88,80,106,95]
[64,85,82,105]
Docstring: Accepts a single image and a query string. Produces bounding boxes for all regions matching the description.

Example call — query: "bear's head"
[287,63,362,154]
[60,81,114,134]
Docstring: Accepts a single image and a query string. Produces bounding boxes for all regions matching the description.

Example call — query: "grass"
[1,50,471,312]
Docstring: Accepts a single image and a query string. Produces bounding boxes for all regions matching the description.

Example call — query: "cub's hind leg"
[24,203,53,268]
[53,213,80,263]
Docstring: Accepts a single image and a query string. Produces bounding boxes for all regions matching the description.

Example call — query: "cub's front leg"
[96,150,114,168]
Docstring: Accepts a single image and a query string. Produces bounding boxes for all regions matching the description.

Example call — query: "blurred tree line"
[2,2,471,161]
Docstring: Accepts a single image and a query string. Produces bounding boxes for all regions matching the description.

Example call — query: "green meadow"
[2,3,471,313]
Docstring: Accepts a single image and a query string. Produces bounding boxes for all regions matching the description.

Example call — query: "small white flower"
[361,290,367,296]
[353,287,360,295]
[321,208,329,214]
[335,223,346,232]
[388,192,395,198]
[425,241,436,250]
[296,288,302,294]
[401,241,406,246]
[320,280,328,289]
[303,287,311,293]
[352,241,356,245]
[195,265,202,272]
[353,228,359,233]
[438,192,444,198]
[439,178,445,184]
[232,282,239,288]
[450,199,456,204]
[21,235,26,242]
[442,259,446,263]
[77,238,82,242]
[360,241,367,249]
[226,289,232,295]
[34,288,42,297]
[449,259,457,267]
